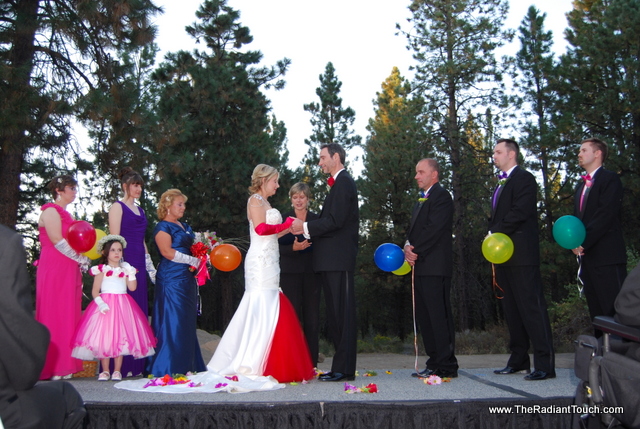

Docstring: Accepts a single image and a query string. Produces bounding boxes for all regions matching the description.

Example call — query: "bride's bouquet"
[191,231,221,286]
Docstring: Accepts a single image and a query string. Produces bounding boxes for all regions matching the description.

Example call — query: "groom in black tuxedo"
[572,138,626,332]
[291,143,359,381]
[404,159,458,378]
[489,139,555,381]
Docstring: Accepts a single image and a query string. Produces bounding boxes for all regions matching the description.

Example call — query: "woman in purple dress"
[108,167,156,377]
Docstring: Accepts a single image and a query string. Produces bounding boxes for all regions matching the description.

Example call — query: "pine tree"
[400,0,513,330]
[0,0,161,228]
[558,0,640,252]
[147,0,291,330]
[515,6,577,300]
[357,67,427,339]
[300,62,361,209]
[80,42,161,205]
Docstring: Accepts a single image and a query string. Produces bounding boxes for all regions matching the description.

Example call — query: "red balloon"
[210,244,242,272]
[67,221,96,253]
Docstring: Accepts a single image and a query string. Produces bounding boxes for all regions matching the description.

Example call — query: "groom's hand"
[291,218,304,235]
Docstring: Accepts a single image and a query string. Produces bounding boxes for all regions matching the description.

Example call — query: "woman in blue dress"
[146,189,206,376]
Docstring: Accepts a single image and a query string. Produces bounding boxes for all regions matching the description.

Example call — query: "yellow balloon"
[83,229,107,260]
[392,261,411,276]
[481,233,514,264]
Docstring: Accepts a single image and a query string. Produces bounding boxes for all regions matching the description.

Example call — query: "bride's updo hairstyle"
[248,164,278,195]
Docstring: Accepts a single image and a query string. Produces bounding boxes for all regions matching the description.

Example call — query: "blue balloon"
[553,215,586,249]
[374,243,405,272]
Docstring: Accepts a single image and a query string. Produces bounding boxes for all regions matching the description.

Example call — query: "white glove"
[172,251,200,267]
[145,253,157,284]
[122,262,138,281]
[79,255,90,273]
[55,238,87,266]
[94,296,110,314]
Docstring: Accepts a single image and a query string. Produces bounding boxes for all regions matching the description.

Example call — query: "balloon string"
[576,255,584,295]
[411,265,422,376]
[492,263,504,299]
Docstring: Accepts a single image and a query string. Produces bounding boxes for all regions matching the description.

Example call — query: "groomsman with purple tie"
[572,138,626,335]
[489,139,555,381]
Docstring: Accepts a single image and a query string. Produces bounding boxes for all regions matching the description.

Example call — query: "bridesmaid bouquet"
[191,231,221,286]
[191,231,249,285]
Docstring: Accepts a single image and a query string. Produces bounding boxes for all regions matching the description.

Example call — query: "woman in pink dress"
[36,175,90,380]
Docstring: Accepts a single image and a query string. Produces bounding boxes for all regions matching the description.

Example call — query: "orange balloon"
[210,244,242,272]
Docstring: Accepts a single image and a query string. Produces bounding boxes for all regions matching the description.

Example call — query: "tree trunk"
[0,0,39,227]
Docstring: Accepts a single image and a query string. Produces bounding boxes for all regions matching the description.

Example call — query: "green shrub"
[356,334,405,353]
[548,284,592,352]
[319,337,334,357]
[455,325,510,354]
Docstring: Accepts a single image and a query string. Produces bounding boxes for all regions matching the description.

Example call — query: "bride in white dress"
[116,165,313,393]
[209,165,295,375]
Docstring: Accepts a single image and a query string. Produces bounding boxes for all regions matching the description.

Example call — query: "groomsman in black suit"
[404,159,458,379]
[291,143,359,382]
[0,224,85,428]
[489,139,555,381]
[572,138,626,333]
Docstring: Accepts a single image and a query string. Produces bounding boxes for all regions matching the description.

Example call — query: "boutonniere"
[497,172,509,187]
[418,191,429,204]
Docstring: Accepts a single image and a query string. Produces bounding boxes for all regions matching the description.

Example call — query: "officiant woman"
[278,182,321,367]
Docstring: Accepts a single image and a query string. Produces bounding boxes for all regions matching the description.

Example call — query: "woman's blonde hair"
[289,182,311,200]
[248,164,278,195]
[157,189,188,220]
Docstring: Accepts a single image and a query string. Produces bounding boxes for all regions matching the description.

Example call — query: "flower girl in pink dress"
[72,235,156,381]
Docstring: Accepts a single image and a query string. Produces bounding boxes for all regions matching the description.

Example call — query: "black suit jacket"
[614,261,640,327]
[279,210,319,274]
[406,183,453,277]
[488,166,540,267]
[0,225,51,422]
[307,171,359,272]
[574,168,626,266]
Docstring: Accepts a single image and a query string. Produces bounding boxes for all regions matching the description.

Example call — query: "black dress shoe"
[318,372,355,382]
[318,371,334,380]
[433,368,458,378]
[524,370,556,381]
[494,366,531,375]
[411,369,434,378]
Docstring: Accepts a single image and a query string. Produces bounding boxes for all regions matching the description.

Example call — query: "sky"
[152,0,576,174]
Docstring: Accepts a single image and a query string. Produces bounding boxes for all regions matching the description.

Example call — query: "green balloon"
[553,215,586,249]
[482,233,514,264]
